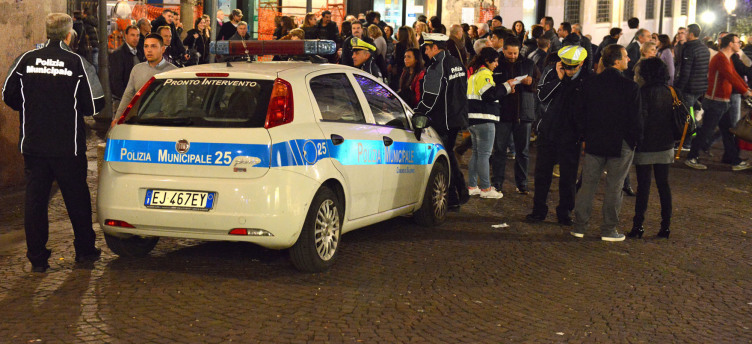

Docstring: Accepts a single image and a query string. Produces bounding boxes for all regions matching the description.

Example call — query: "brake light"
[196,73,229,77]
[264,78,294,129]
[114,77,156,127]
[104,219,135,228]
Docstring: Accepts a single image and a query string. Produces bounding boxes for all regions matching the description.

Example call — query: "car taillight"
[264,78,294,129]
[114,77,156,127]
[104,219,135,228]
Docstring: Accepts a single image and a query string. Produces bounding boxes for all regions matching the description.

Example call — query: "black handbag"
[668,86,696,140]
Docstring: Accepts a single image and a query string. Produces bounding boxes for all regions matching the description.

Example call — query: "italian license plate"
[145,189,215,210]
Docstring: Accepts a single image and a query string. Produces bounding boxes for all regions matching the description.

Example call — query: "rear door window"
[309,73,366,123]
[125,78,274,128]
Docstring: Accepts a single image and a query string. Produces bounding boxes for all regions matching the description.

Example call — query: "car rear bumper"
[97,165,320,249]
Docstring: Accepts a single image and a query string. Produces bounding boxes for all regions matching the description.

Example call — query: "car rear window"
[125,78,274,128]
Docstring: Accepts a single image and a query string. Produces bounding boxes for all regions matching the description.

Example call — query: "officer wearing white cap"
[2,13,104,272]
[414,32,470,211]
[526,45,588,225]
[350,37,384,82]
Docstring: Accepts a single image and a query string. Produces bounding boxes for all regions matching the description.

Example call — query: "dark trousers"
[24,154,96,266]
[633,163,672,229]
[531,139,580,220]
[688,98,741,164]
[491,121,531,189]
[438,128,468,206]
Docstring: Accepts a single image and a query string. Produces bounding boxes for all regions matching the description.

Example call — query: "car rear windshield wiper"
[134,117,194,126]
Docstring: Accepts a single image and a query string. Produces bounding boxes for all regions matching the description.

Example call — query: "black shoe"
[557,217,574,226]
[622,186,636,197]
[75,248,102,263]
[31,263,49,273]
[657,228,671,239]
[525,213,546,222]
[627,225,644,238]
[448,204,461,212]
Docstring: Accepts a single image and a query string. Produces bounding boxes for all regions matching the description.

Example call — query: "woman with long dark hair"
[512,20,526,43]
[183,16,210,65]
[628,57,675,239]
[465,47,505,199]
[390,26,416,90]
[657,34,675,85]
[397,48,424,108]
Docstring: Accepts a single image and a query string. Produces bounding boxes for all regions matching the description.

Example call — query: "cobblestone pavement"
[0,120,751,343]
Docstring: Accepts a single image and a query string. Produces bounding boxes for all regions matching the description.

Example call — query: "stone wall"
[0,0,66,187]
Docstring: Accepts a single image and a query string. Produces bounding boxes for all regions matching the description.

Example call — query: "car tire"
[104,233,159,257]
[289,187,342,273]
[414,161,449,227]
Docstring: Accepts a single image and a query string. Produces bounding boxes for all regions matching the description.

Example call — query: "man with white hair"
[477,22,489,39]
[2,13,104,272]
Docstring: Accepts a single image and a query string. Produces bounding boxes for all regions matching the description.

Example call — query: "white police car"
[97,40,450,272]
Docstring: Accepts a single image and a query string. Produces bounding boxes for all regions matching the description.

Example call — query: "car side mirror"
[412,115,429,129]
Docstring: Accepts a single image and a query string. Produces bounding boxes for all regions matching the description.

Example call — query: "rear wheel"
[289,187,342,272]
[414,162,449,226]
[104,233,159,257]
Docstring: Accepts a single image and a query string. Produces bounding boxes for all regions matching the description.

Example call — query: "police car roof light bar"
[210,40,337,57]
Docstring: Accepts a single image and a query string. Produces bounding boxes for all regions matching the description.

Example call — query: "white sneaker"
[685,158,707,170]
[732,161,752,171]
[468,187,481,196]
[480,187,504,199]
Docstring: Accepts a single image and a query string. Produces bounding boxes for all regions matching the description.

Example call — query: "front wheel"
[413,162,449,226]
[104,233,159,257]
[289,187,342,272]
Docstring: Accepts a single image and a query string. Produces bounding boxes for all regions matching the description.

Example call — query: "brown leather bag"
[730,113,752,142]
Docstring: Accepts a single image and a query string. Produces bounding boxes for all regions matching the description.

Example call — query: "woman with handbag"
[628,58,676,239]
[183,16,210,65]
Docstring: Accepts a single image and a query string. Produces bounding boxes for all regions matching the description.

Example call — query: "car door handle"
[331,134,344,145]
[383,136,394,146]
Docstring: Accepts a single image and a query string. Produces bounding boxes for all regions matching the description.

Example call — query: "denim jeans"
[688,98,741,164]
[467,122,495,189]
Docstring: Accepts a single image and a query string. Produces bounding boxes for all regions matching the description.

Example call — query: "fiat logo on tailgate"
[175,139,190,154]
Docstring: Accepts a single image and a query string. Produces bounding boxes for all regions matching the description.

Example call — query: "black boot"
[627,225,644,238]
[657,227,670,239]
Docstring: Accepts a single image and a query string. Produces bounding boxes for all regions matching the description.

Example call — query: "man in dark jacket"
[315,11,341,62]
[624,28,651,79]
[527,46,587,225]
[151,9,186,60]
[491,37,539,194]
[594,28,622,67]
[2,13,104,272]
[413,33,470,211]
[110,25,144,115]
[540,16,561,52]
[674,24,710,109]
[571,44,642,241]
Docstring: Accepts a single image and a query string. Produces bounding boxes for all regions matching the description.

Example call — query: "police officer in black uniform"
[413,33,470,211]
[526,45,587,225]
[2,13,104,272]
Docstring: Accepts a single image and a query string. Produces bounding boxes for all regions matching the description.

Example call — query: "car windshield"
[125,78,274,128]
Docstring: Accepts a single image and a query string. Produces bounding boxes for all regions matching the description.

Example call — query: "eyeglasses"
[561,64,579,70]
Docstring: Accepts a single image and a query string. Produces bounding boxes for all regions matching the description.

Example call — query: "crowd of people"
[83,9,752,242]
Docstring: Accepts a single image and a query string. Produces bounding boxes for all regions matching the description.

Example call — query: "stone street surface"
[0,119,751,343]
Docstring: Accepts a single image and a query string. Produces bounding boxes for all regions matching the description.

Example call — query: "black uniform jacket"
[413,50,469,133]
[2,40,104,157]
